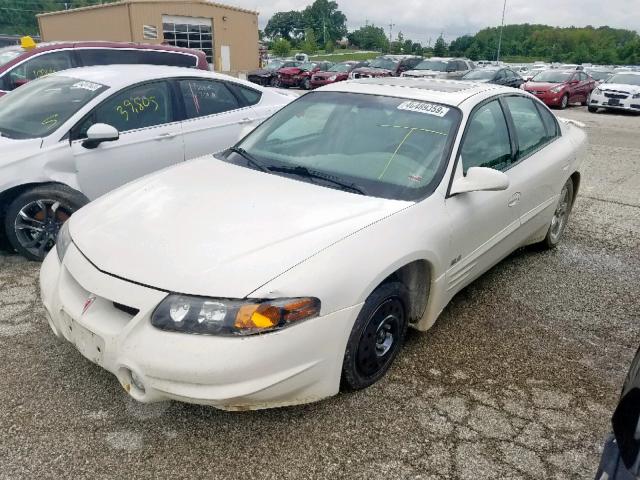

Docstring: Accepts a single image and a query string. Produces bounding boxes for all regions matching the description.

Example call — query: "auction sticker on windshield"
[71,81,103,92]
[397,101,450,117]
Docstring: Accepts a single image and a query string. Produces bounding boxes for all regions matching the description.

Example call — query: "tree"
[403,39,413,54]
[0,0,105,35]
[325,40,335,53]
[433,35,447,57]
[347,25,389,51]
[302,0,347,45]
[264,11,304,42]
[412,42,423,56]
[300,28,318,55]
[272,38,292,58]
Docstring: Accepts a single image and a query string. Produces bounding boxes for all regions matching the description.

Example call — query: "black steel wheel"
[341,282,409,391]
[4,184,88,261]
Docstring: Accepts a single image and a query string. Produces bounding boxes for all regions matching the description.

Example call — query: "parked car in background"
[40,78,585,410]
[310,61,368,88]
[585,69,614,85]
[401,57,475,79]
[462,67,524,88]
[521,66,548,81]
[349,55,422,79]
[0,65,295,260]
[0,38,208,97]
[276,61,333,89]
[589,72,640,114]
[522,70,596,109]
[595,345,640,479]
[247,59,300,86]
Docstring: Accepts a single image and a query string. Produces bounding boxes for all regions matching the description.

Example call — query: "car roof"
[50,64,244,89]
[319,77,510,107]
[0,41,204,57]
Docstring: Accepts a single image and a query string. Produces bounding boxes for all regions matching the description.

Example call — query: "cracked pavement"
[1,107,639,479]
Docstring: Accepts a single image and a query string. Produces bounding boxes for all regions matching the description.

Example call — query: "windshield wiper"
[268,165,367,195]
[229,146,269,172]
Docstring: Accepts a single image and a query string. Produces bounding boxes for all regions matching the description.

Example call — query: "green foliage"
[264,11,304,42]
[302,0,347,45]
[450,24,640,64]
[300,28,318,54]
[324,40,335,53]
[412,43,423,56]
[433,36,447,57]
[0,0,105,35]
[272,38,292,58]
[347,25,389,51]
[389,41,402,54]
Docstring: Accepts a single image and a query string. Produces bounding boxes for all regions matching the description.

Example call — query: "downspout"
[127,1,135,42]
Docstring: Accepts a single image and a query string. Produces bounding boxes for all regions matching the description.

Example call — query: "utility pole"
[323,17,327,45]
[388,22,395,42]
[496,0,507,62]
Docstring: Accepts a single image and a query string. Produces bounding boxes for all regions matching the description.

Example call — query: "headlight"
[151,295,321,336]
[632,93,640,99]
[55,221,72,262]
[550,86,563,93]
[593,88,602,95]
[328,75,337,81]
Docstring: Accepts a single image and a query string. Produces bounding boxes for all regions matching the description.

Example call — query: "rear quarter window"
[228,84,262,106]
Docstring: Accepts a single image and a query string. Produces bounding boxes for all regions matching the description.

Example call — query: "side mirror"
[82,123,119,149]
[450,166,509,195]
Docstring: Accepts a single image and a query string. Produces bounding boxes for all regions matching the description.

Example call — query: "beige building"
[37,0,260,72]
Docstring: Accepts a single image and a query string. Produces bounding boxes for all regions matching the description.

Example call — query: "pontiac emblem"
[82,295,97,316]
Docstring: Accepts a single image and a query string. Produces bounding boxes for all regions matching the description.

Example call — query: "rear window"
[0,48,21,67]
[77,49,196,68]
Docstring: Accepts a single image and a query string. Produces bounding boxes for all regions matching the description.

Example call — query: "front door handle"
[508,192,521,207]
[238,118,253,125]
[155,132,176,140]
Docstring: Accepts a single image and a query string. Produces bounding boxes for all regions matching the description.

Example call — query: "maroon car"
[276,61,334,90]
[0,40,209,97]
[310,61,368,88]
[349,55,422,79]
[521,70,596,109]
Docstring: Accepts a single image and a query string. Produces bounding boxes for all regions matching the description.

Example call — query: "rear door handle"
[508,192,521,207]
[238,118,253,124]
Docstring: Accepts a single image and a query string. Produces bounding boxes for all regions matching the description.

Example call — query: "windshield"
[414,60,448,72]
[299,62,316,71]
[228,92,461,200]
[605,74,640,86]
[587,71,612,81]
[531,71,572,83]
[369,58,398,70]
[463,69,497,80]
[0,75,107,139]
[0,48,21,67]
[329,63,352,72]
[265,60,284,71]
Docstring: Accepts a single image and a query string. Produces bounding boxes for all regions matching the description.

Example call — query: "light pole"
[496,0,507,62]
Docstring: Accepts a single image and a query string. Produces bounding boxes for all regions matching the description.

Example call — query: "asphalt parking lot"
[1,106,639,479]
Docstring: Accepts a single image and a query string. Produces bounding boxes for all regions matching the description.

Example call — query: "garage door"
[162,15,213,65]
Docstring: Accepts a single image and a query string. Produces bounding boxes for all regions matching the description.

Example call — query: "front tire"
[588,106,598,113]
[303,78,311,90]
[4,184,88,261]
[341,282,409,391]
[539,179,574,249]
[559,94,569,109]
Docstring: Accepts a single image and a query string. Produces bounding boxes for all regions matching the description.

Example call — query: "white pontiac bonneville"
[40,77,586,410]
[0,65,294,260]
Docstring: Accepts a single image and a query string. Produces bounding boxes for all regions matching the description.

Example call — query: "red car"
[0,38,208,97]
[276,61,334,90]
[521,70,596,109]
[310,61,368,88]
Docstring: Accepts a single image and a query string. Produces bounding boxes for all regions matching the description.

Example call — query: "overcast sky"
[231,0,640,44]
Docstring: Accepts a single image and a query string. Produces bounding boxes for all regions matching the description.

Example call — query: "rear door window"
[504,96,549,159]
[76,49,140,65]
[7,51,74,90]
[178,79,240,118]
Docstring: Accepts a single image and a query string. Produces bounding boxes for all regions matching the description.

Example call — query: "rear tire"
[588,106,598,113]
[538,179,574,250]
[4,184,88,261]
[341,282,409,391]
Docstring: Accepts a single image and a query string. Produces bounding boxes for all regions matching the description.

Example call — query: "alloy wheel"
[13,199,71,259]
[549,184,570,243]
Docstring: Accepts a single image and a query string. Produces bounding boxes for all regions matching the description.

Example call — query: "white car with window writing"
[40,77,586,410]
[0,65,295,260]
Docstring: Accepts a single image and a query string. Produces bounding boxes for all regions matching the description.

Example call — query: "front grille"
[113,302,139,317]
[604,92,628,99]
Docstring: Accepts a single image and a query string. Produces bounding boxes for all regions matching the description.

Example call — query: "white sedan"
[40,77,586,410]
[588,72,640,113]
[0,65,295,260]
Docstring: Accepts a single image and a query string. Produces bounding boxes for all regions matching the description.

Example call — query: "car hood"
[70,157,410,298]
[0,136,42,167]
[313,71,343,79]
[278,67,304,75]
[352,67,393,77]
[524,82,563,91]
[598,83,640,94]
[403,70,446,78]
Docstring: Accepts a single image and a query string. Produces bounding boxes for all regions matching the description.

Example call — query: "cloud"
[231,0,639,43]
